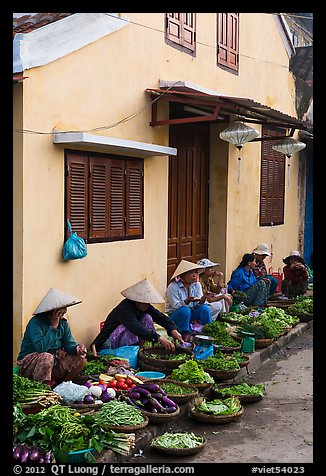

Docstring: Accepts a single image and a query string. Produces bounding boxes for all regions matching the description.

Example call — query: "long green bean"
[152,432,204,449]
[95,400,145,426]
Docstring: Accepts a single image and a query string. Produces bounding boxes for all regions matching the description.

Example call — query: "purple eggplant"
[13,445,22,461]
[29,449,40,461]
[140,383,162,392]
[20,446,30,463]
[38,457,45,463]
[161,395,177,408]
[132,387,151,397]
[127,391,140,399]
[148,396,166,413]
[163,406,177,413]
[43,451,52,463]
[150,392,163,400]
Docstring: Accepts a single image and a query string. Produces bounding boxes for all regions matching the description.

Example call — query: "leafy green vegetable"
[196,397,241,415]
[213,382,265,397]
[160,382,195,395]
[170,360,214,384]
[202,321,240,347]
[152,432,204,449]
[198,355,240,371]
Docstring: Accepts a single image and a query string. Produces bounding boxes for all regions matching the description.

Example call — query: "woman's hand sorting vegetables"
[159,335,175,351]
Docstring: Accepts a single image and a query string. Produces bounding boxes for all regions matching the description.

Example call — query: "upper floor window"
[165,13,196,54]
[217,13,239,73]
[65,151,144,243]
[259,126,286,226]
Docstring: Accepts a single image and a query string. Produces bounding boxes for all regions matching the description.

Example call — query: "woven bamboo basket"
[190,406,243,424]
[101,415,149,433]
[140,404,180,424]
[211,383,264,404]
[203,367,240,381]
[151,439,206,456]
[138,347,194,372]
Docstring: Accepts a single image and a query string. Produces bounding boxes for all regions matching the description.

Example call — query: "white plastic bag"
[53,381,89,403]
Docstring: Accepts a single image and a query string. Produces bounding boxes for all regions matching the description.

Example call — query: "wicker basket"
[102,415,149,433]
[62,401,104,411]
[254,338,275,348]
[151,439,206,456]
[211,383,264,404]
[297,312,313,322]
[190,406,243,424]
[138,347,194,371]
[149,378,199,404]
[140,404,180,424]
[204,367,240,381]
[238,356,250,368]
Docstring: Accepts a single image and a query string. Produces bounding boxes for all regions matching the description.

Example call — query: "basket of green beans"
[151,432,206,456]
[94,400,149,432]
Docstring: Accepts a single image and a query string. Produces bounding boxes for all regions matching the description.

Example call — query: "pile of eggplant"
[122,382,178,414]
[13,443,55,463]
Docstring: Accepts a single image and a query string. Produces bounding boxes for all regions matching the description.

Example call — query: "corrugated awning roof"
[146,81,312,131]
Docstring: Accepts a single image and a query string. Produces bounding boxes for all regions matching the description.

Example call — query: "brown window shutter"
[217,13,239,72]
[109,159,125,238]
[181,13,196,51]
[166,13,196,52]
[126,160,144,237]
[65,153,88,240]
[166,13,182,43]
[89,156,109,239]
[260,127,285,226]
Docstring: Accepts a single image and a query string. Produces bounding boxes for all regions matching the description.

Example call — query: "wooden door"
[167,123,210,282]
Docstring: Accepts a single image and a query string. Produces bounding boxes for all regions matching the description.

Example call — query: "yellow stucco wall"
[13,13,302,361]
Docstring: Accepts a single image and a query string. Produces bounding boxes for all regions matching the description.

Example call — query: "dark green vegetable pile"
[202,321,240,347]
[213,382,266,397]
[13,403,135,462]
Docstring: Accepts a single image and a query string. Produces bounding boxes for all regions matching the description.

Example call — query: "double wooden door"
[167,123,210,282]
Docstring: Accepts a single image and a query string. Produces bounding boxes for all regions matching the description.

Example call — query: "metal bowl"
[194,335,215,345]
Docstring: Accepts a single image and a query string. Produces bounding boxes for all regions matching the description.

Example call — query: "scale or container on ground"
[193,335,215,359]
[240,331,255,353]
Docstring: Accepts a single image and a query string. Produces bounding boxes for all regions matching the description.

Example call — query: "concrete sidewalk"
[97,318,313,463]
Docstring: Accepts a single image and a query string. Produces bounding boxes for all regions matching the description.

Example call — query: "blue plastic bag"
[99,345,140,369]
[63,220,87,260]
[194,344,214,360]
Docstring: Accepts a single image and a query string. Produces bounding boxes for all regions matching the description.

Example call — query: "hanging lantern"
[272,137,306,186]
[272,137,306,158]
[219,121,259,183]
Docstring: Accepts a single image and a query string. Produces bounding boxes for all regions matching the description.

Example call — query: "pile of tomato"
[100,376,136,391]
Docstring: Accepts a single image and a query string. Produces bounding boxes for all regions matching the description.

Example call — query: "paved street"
[131,326,313,465]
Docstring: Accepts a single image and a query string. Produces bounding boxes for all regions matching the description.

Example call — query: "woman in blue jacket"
[227,253,271,306]
[17,288,87,387]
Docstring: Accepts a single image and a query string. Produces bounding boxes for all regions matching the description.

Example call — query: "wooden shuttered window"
[260,127,286,226]
[166,13,196,52]
[217,13,239,72]
[65,152,144,242]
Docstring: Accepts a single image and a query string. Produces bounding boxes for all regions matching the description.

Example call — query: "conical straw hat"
[121,278,165,303]
[33,288,82,314]
[170,260,204,281]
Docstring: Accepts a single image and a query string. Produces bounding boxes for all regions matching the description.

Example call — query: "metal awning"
[146,81,312,135]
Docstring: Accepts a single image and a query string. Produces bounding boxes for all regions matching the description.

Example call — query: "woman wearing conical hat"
[16,288,87,388]
[165,260,213,343]
[91,278,184,353]
[281,250,309,298]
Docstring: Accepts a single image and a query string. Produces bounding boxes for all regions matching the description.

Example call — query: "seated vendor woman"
[17,288,87,388]
[227,253,271,307]
[165,260,212,342]
[281,250,309,298]
[91,278,184,353]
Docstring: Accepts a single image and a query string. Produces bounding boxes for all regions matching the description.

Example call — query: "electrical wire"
[13,80,184,135]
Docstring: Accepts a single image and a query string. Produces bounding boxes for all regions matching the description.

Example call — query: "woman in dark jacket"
[281,250,309,298]
[91,278,183,352]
